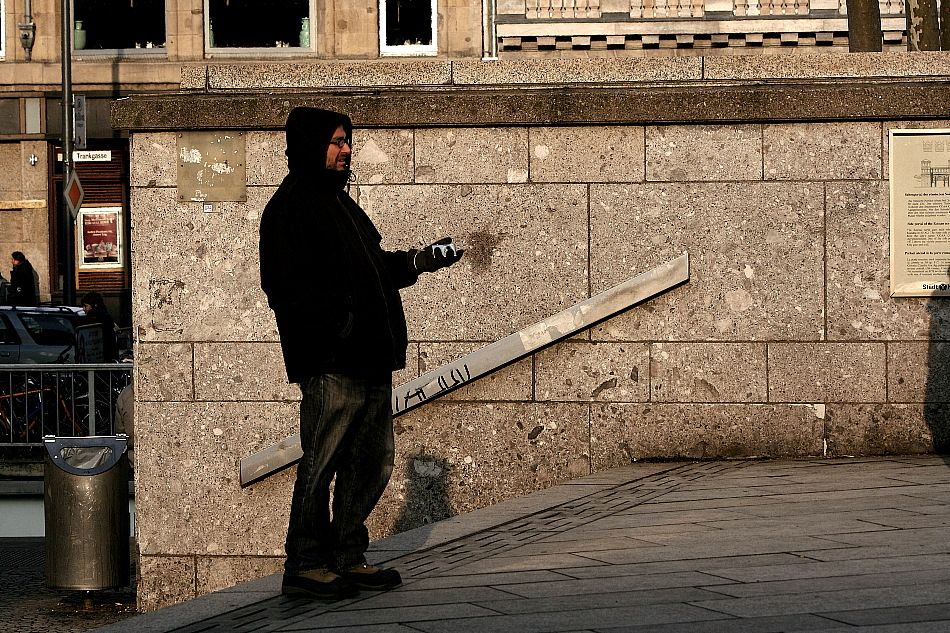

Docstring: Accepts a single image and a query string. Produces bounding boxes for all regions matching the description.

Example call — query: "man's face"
[10,257,16,268]
[325,125,351,172]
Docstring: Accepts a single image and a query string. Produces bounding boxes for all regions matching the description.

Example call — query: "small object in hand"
[411,237,464,273]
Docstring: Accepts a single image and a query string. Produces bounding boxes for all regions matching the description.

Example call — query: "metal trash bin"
[44,435,130,590]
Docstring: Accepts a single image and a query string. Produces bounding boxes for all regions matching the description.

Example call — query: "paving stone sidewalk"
[0,537,136,633]
[80,457,950,633]
[17,456,950,633]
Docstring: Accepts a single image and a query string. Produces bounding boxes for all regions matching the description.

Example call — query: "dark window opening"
[73,0,166,50]
[208,0,310,48]
[385,0,433,47]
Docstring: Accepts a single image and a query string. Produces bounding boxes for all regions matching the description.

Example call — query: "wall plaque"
[177,131,247,202]
[890,129,950,297]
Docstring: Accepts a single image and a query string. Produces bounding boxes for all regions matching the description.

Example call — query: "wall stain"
[465,230,503,274]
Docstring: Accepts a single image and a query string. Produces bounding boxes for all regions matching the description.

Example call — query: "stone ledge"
[177,52,950,92]
[112,80,950,131]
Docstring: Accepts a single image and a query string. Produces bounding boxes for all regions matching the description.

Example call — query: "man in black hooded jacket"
[260,107,463,600]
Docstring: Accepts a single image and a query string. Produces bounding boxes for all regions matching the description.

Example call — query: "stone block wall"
[125,66,950,610]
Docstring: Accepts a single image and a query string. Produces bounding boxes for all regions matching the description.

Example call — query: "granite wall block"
[194,343,298,402]
[352,129,415,185]
[768,343,887,403]
[703,51,950,81]
[206,61,453,89]
[535,341,650,402]
[137,556,198,612]
[887,341,950,403]
[130,132,177,188]
[451,58,703,85]
[650,342,767,402]
[246,131,287,187]
[646,124,762,182]
[196,556,285,596]
[413,127,529,184]
[764,122,882,181]
[589,181,824,341]
[823,181,931,340]
[824,404,947,455]
[373,402,593,536]
[135,342,194,402]
[134,401,299,557]
[529,125,645,183]
[417,342,533,402]
[591,403,826,468]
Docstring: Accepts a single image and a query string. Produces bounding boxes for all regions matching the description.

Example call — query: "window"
[380,0,438,56]
[0,0,6,59]
[0,315,18,345]
[73,0,166,51]
[206,0,313,51]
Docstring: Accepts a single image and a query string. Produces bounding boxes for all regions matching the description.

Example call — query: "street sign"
[64,170,84,220]
[57,150,113,162]
[74,94,87,150]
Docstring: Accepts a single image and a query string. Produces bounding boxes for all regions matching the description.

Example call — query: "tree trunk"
[940,0,950,49]
[907,0,940,50]
[848,0,884,51]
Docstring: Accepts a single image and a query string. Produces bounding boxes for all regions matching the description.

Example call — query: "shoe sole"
[281,583,359,600]
[340,572,402,591]
[348,579,401,591]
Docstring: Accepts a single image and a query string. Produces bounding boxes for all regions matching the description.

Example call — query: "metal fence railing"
[0,365,133,446]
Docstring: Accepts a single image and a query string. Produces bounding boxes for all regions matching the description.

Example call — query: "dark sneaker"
[337,564,402,590]
[281,569,360,600]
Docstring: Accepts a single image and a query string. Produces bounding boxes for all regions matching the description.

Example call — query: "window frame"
[0,0,6,60]
[70,0,168,56]
[204,0,317,57]
[379,0,438,57]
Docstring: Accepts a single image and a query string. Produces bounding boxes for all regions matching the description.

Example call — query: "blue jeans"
[284,373,395,574]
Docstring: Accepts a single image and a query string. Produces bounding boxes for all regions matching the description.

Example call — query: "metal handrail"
[0,364,132,446]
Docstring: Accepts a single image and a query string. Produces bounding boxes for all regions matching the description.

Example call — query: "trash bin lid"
[44,435,128,476]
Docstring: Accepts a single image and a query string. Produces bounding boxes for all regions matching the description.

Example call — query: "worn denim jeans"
[284,373,395,575]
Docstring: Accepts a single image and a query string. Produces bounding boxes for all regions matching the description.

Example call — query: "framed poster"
[890,129,950,297]
[77,206,123,270]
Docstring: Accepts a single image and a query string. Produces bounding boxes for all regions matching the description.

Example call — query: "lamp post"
[61,0,77,305]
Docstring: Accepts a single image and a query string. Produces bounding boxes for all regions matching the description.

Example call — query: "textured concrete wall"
[122,56,950,611]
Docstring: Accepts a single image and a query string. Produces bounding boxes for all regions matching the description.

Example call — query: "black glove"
[410,238,464,273]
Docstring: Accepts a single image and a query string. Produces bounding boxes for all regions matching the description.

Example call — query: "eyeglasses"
[329,138,351,148]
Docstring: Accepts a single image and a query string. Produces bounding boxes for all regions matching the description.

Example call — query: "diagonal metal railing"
[240,253,690,487]
[0,364,132,446]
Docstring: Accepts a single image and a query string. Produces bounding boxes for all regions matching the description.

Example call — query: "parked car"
[0,306,87,364]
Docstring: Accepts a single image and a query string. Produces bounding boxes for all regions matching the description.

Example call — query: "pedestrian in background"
[81,291,119,362]
[9,251,37,307]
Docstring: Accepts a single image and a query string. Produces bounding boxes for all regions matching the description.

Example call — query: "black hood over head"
[284,107,353,184]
